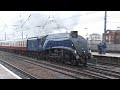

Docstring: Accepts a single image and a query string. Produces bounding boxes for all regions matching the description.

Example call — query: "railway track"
[15,57,107,79]
[0,59,37,79]
[1,51,120,79]
[21,58,113,79]
[87,63,120,79]
[0,52,87,79]
[19,53,120,79]
[6,56,89,79]
[6,52,117,79]
[94,62,120,68]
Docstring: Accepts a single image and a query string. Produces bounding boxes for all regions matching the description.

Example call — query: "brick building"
[103,30,120,44]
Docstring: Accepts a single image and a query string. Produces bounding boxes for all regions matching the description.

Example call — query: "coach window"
[22,41,24,47]
[20,42,21,47]
[22,41,23,47]
[19,42,20,47]
[16,42,17,47]
[20,41,21,47]
[20,42,22,47]
[18,42,19,47]
[21,42,22,47]
[21,42,23,47]
[17,41,19,47]
[15,42,16,46]
[24,41,25,47]
[23,41,24,47]
[23,42,24,47]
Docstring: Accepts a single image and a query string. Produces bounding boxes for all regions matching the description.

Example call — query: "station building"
[103,30,120,44]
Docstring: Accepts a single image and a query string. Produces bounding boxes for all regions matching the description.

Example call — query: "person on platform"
[102,41,107,54]
[97,42,103,54]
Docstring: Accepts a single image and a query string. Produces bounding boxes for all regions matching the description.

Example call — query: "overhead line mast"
[104,11,107,42]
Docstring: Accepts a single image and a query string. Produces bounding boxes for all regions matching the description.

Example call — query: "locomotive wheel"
[71,60,79,66]
[82,59,87,67]
[70,60,76,66]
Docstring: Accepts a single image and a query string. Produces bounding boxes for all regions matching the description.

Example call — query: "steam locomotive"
[0,31,92,66]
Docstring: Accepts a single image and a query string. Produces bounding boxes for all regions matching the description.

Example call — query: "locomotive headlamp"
[76,55,79,59]
[74,50,77,54]
[72,44,74,46]
[89,50,91,53]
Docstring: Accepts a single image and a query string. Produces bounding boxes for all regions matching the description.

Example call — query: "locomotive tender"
[0,31,91,66]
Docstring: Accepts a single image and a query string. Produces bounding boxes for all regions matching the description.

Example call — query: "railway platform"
[92,52,120,58]
[91,52,120,65]
[0,64,21,79]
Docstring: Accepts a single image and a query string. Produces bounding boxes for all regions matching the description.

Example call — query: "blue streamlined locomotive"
[0,31,92,66]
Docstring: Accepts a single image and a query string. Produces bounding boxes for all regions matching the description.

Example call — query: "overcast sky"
[0,11,120,40]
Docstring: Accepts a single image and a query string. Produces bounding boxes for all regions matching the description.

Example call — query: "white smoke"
[0,11,81,40]
[18,11,81,37]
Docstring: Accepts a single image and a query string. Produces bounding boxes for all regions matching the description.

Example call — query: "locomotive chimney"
[70,31,78,38]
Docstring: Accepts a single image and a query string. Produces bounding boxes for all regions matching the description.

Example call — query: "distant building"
[103,30,120,44]
[88,33,102,45]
